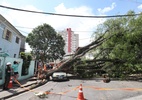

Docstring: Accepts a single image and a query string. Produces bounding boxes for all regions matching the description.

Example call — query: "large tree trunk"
[46,32,114,76]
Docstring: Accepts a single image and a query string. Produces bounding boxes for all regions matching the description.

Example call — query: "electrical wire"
[17,29,92,40]
[15,26,95,33]
[119,0,142,4]
[0,5,141,18]
[15,26,95,35]
[15,26,34,29]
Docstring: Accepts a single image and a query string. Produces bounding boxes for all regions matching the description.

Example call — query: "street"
[7,79,142,100]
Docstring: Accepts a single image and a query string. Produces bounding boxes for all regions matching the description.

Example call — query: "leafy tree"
[92,11,142,78]
[46,27,112,77]
[26,23,65,63]
[38,11,142,80]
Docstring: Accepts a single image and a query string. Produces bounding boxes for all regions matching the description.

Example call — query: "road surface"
[7,79,142,100]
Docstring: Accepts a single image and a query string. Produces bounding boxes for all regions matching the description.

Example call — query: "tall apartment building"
[58,28,79,55]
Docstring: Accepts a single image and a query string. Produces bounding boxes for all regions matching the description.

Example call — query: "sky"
[0,0,142,52]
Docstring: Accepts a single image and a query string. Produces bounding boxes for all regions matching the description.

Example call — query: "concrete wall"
[0,57,35,85]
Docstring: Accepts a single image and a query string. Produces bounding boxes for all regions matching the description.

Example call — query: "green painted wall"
[0,57,35,85]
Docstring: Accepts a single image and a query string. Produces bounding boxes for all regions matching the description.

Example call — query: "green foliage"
[26,23,65,62]
[92,11,142,77]
[72,59,105,78]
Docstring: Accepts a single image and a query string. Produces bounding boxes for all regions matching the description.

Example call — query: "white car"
[52,72,68,81]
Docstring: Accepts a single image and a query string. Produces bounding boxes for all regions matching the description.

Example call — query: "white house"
[0,15,36,86]
[0,14,26,58]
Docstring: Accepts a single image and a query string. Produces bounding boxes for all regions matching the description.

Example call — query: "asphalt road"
[7,79,142,100]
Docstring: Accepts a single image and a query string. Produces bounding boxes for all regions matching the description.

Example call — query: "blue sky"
[0,0,142,52]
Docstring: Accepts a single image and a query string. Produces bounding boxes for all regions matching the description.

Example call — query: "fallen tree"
[45,12,142,79]
[46,30,114,76]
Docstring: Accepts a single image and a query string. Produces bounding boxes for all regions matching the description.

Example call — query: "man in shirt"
[3,62,12,90]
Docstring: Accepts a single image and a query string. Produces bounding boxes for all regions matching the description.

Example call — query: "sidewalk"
[0,77,48,100]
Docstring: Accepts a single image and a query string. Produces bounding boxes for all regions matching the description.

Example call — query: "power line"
[18,28,92,40]
[18,29,30,34]
[0,5,141,18]
[15,26,33,29]
[119,0,142,4]
[15,25,95,33]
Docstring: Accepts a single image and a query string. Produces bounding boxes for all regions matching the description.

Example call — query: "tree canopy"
[47,11,142,79]
[26,23,65,62]
[25,11,142,79]
[92,11,142,77]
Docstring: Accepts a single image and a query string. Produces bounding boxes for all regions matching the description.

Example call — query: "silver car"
[52,72,68,81]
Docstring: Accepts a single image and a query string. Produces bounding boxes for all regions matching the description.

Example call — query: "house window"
[14,54,16,58]
[5,30,11,41]
[16,36,20,44]
[3,29,12,41]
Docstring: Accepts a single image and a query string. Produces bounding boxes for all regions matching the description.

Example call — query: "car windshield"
[53,72,66,76]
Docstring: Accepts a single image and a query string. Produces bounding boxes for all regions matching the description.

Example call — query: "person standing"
[3,62,12,90]
[12,61,19,82]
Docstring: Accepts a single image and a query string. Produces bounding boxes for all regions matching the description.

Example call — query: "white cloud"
[0,2,105,52]
[0,0,10,6]
[98,2,116,14]
[138,4,142,9]
[25,43,32,52]
[52,3,106,46]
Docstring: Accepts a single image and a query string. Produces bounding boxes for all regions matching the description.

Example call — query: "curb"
[0,80,48,100]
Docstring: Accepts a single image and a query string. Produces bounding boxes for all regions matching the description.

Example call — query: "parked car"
[52,72,69,81]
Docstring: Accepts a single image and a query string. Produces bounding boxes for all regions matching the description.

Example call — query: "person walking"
[3,62,12,90]
[12,61,20,83]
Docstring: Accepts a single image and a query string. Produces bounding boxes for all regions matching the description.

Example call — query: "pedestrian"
[12,61,20,83]
[3,62,12,90]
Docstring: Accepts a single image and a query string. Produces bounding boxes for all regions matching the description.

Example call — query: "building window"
[16,36,20,44]
[3,29,12,41]
[14,54,16,58]
[5,30,11,41]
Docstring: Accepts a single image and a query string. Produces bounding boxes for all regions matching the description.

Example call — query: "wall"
[0,15,25,58]
[19,60,35,80]
[0,22,21,58]
[0,57,35,85]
